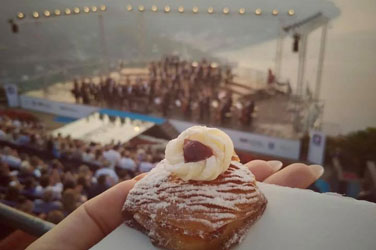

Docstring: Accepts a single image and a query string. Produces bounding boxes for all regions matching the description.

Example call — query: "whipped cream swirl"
[165,126,234,181]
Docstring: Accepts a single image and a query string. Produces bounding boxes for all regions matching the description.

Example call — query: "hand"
[27,162,323,250]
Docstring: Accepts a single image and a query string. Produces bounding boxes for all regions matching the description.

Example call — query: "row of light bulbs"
[16,5,107,19]
[126,5,295,16]
[16,4,295,20]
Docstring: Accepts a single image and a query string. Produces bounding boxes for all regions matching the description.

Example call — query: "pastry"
[123,126,267,250]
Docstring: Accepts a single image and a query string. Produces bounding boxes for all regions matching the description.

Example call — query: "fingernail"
[310,165,324,179]
[267,160,283,172]
[133,173,147,181]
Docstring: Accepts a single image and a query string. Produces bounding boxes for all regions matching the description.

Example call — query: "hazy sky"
[221,0,376,134]
[1,0,374,134]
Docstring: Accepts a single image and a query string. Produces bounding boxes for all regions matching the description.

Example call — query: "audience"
[88,175,109,200]
[0,114,162,223]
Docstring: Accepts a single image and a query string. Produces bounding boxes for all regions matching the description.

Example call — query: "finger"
[27,179,138,250]
[263,163,324,188]
[245,160,283,181]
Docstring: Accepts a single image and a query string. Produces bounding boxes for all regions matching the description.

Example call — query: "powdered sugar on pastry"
[123,160,265,235]
[122,126,267,250]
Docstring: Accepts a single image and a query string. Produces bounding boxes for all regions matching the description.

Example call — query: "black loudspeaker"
[8,19,19,34]
[293,34,300,52]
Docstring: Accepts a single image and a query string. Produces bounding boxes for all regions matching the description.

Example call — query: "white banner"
[169,119,301,160]
[19,95,99,119]
[4,84,19,107]
[308,130,326,165]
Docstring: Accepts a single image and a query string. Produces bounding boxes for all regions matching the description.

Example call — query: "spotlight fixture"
[54,9,61,16]
[239,8,246,15]
[178,6,184,13]
[255,8,262,15]
[91,6,98,12]
[208,7,214,14]
[192,6,199,14]
[210,62,218,68]
[65,8,72,15]
[164,6,171,13]
[32,11,40,19]
[272,9,279,16]
[17,12,25,19]
[73,7,80,14]
[138,5,145,12]
[151,5,158,12]
[43,10,51,17]
[223,7,230,15]
[126,5,133,11]
[99,5,107,11]
[288,9,295,16]
[83,6,90,13]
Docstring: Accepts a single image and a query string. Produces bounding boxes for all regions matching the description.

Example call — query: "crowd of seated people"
[0,114,164,222]
[71,55,256,127]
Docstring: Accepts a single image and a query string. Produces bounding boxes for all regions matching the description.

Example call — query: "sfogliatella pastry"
[123,126,267,250]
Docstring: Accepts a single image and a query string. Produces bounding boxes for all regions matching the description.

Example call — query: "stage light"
[210,62,218,68]
[239,8,246,15]
[65,8,72,15]
[138,5,145,12]
[255,8,262,15]
[134,126,140,132]
[212,100,219,108]
[17,12,25,19]
[207,7,214,14]
[192,6,199,14]
[54,9,61,16]
[43,10,51,17]
[288,9,295,16]
[178,6,184,13]
[126,5,133,11]
[73,7,80,14]
[83,7,90,13]
[100,5,107,11]
[151,5,158,12]
[164,6,171,13]
[223,7,230,15]
[91,6,98,12]
[272,9,279,16]
[32,11,40,19]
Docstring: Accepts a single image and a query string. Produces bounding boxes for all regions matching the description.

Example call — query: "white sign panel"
[308,130,326,165]
[4,84,19,107]
[169,119,301,160]
[19,95,99,119]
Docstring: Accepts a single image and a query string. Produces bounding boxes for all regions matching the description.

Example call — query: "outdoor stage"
[24,68,304,140]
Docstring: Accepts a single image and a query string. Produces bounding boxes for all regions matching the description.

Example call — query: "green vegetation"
[325,128,376,176]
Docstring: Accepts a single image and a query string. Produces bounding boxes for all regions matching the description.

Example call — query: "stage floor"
[25,71,302,139]
[51,112,154,145]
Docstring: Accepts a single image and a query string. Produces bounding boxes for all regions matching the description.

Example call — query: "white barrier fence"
[169,119,301,160]
[19,95,99,119]
[19,95,301,160]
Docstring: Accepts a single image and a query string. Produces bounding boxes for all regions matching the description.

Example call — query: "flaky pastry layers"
[122,159,267,250]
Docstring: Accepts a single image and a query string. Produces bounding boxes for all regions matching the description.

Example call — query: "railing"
[0,203,54,237]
